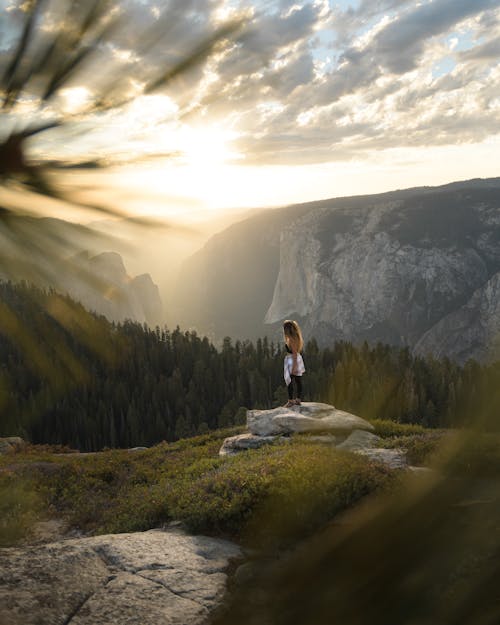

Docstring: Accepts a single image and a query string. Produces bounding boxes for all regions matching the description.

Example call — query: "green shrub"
[166,444,395,547]
[245,445,396,548]
[166,449,279,536]
[9,424,474,546]
[370,419,428,438]
[379,432,446,466]
[0,474,43,546]
[39,433,234,533]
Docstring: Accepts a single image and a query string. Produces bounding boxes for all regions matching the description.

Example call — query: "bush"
[379,432,446,466]
[244,444,396,549]
[163,443,395,547]
[370,419,428,438]
[0,474,43,546]
[14,425,488,548]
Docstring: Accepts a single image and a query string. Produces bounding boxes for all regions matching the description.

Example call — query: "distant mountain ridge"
[0,215,163,326]
[62,251,164,326]
[176,178,500,363]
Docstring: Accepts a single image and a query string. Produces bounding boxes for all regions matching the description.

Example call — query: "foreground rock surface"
[0,528,241,625]
[247,402,374,437]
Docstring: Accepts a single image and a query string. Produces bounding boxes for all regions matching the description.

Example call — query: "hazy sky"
[3,0,500,220]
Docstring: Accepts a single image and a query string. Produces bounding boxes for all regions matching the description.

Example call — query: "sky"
[2,0,500,222]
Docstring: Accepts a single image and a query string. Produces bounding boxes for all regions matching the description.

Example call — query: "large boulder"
[219,405,411,471]
[247,402,374,437]
[0,528,241,625]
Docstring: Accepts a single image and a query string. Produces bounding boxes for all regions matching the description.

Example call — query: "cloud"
[2,0,498,168]
[367,0,498,73]
[330,0,414,47]
[216,3,319,86]
[313,0,498,106]
[459,35,500,60]
[199,0,500,165]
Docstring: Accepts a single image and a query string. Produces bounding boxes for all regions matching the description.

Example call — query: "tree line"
[0,281,498,451]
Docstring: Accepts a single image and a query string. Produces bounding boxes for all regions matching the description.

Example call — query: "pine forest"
[0,281,498,451]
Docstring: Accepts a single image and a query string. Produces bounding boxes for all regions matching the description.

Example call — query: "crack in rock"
[135,572,208,609]
[62,591,95,625]
[92,544,176,574]
[64,577,115,625]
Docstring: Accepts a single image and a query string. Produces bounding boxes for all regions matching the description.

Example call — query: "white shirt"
[284,353,305,386]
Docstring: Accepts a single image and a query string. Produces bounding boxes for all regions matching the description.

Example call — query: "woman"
[283,319,306,407]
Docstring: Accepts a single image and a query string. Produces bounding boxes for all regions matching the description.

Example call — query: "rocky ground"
[0,404,427,625]
[0,528,241,625]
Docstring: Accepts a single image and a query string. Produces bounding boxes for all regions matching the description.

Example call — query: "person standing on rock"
[283,320,306,407]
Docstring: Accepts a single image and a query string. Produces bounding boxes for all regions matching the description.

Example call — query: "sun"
[177,124,241,167]
[105,122,247,219]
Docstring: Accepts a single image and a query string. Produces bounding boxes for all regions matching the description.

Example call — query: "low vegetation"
[1,427,396,547]
[0,473,43,547]
[2,422,499,551]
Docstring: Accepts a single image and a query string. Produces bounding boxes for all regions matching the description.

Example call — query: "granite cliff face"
[176,205,307,339]
[265,188,500,355]
[415,271,500,363]
[177,179,500,363]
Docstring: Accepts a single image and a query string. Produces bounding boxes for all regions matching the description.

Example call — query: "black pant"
[287,375,303,400]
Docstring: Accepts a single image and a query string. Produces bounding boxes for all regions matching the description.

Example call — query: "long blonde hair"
[283,319,304,353]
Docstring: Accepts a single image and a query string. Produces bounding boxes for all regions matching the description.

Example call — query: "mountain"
[87,208,261,328]
[176,178,500,362]
[414,272,500,363]
[62,251,164,326]
[175,202,311,341]
[0,215,164,326]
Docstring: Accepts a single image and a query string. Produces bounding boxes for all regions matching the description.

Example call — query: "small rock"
[219,433,285,456]
[0,437,25,454]
[354,447,407,469]
[407,465,434,474]
[336,429,381,451]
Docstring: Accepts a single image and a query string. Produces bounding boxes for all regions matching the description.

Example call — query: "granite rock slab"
[247,402,374,437]
[0,528,241,625]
